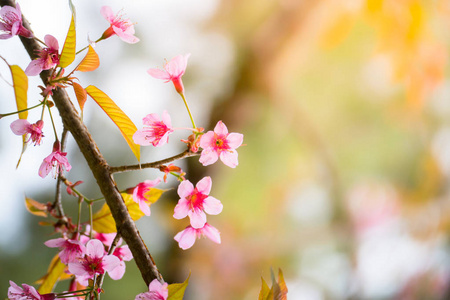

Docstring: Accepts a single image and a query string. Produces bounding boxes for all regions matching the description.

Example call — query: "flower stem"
[47,104,59,141]
[89,203,93,239]
[0,102,44,118]
[179,92,196,129]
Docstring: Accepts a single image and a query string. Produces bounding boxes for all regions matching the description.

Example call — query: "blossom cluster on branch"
[1,2,249,299]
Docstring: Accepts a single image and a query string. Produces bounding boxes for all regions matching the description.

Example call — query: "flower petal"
[202,223,221,244]
[196,176,212,195]
[177,180,194,198]
[10,119,30,135]
[174,227,196,250]
[173,198,190,219]
[86,239,104,258]
[214,121,228,135]
[220,150,239,168]
[199,148,219,166]
[203,196,223,215]
[44,34,59,50]
[147,68,171,81]
[226,132,244,149]
[188,208,207,229]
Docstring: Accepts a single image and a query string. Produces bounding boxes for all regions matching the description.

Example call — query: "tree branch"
[0,0,162,286]
[110,149,199,173]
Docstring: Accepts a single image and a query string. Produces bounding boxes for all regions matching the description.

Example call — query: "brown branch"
[0,0,162,286]
[110,149,200,174]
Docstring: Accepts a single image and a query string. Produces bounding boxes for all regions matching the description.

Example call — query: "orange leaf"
[37,255,67,293]
[25,197,47,217]
[75,45,99,72]
[59,16,76,68]
[258,277,273,300]
[72,82,87,112]
[85,85,140,161]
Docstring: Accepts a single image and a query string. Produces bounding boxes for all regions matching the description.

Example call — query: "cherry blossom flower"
[174,223,221,250]
[130,178,162,216]
[100,6,139,44]
[133,111,174,147]
[0,4,33,39]
[135,279,168,300]
[173,176,223,228]
[44,238,86,264]
[8,281,55,300]
[25,34,59,76]
[199,120,244,168]
[147,54,190,94]
[39,141,71,178]
[68,239,121,285]
[109,245,133,280]
[10,119,44,146]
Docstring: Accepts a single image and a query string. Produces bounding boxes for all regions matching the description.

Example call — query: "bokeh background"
[2,0,450,299]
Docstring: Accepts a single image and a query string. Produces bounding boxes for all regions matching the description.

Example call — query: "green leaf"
[75,45,99,72]
[93,190,164,233]
[168,273,190,300]
[37,256,66,294]
[85,85,140,161]
[59,16,76,68]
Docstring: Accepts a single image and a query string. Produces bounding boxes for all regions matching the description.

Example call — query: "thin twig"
[96,233,122,295]
[54,127,69,220]
[110,149,200,174]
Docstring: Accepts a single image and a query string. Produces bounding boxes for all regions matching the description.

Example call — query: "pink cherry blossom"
[25,34,59,76]
[8,281,55,300]
[147,54,190,94]
[199,120,244,168]
[174,223,221,250]
[0,4,33,39]
[100,6,139,44]
[173,176,223,229]
[133,111,174,147]
[68,239,121,285]
[10,119,44,146]
[131,178,162,216]
[44,238,86,264]
[109,245,133,280]
[135,279,168,300]
[39,141,71,178]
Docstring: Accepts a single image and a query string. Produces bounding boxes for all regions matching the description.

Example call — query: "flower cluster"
[4,3,245,299]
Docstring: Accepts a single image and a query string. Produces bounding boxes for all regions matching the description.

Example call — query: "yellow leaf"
[37,255,67,293]
[25,197,47,217]
[93,190,164,233]
[72,82,87,112]
[75,45,100,72]
[9,65,28,120]
[59,16,76,68]
[258,277,271,300]
[85,85,140,161]
[168,273,190,300]
[8,64,28,167]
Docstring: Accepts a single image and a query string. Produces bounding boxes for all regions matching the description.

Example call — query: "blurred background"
[1,0,450,299]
